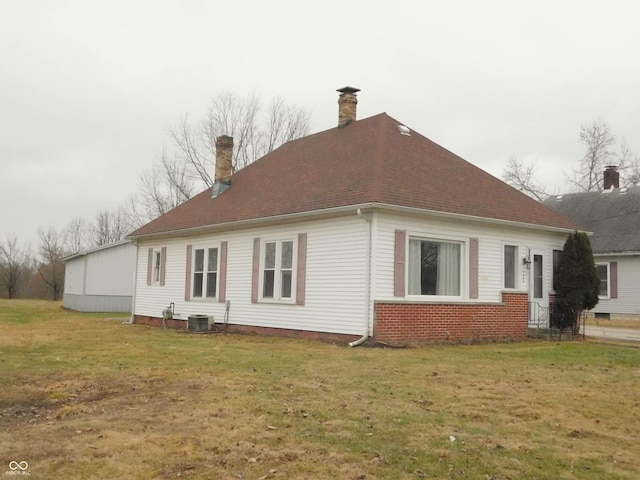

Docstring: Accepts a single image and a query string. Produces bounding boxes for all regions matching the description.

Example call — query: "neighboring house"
[544,167,640,320]
[63,240,137,312]
[127,87,581,345]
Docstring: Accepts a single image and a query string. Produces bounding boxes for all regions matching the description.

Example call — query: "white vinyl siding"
[134,216,368,335]
[594,255,640,317]
[375,211,569,303]
[133,210,575,335]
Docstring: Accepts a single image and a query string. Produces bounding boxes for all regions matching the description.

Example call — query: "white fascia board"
[127,202,581,242]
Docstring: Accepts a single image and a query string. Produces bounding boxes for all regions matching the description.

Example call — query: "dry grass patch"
[1,300,639,479]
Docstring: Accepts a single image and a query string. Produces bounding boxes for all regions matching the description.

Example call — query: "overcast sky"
[2,0,639,247]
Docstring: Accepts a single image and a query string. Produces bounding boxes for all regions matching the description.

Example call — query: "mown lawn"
[1,300,639,479]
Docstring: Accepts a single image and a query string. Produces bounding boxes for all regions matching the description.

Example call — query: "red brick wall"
[374,292,529,345]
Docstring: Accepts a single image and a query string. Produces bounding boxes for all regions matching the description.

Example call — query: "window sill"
[379,299,504,306]
[258,299,297,305]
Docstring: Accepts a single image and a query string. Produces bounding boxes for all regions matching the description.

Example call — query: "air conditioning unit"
[187,315,210,332]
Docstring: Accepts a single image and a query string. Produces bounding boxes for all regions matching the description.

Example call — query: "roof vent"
[398,125,411,136]
[620,187,628,194]
[555,195,563,200]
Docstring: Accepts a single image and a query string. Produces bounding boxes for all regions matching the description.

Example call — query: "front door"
[528,251,549,326]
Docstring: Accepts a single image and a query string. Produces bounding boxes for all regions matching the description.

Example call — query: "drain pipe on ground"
[349,208,372,347]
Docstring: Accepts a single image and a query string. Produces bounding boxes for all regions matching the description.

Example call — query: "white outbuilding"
[63,240,136,312]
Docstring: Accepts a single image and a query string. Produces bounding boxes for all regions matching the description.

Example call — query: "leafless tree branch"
[501,155,550,201]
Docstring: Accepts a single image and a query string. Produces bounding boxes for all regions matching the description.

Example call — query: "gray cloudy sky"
[2,0,639,246]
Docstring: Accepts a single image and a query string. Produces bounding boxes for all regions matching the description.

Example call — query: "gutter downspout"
[124,239,138,324]
[350,208,372,347]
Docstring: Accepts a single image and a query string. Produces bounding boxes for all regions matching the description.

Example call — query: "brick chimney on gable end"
[604,165,619,189]
[337,86,360,128]
[212,135,233,197]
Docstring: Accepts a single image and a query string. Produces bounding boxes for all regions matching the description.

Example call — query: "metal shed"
[63,240,136,312]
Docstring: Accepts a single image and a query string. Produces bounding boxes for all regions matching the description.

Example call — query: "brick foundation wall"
[132,315,360,344]
[374,292,529,345]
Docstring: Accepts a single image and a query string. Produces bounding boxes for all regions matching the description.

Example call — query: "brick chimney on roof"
[337,86,360,128]
[212,135,233,197]
[604,165,619,189]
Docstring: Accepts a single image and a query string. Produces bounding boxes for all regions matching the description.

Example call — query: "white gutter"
[349,208,372,347]
[128,201,581,243]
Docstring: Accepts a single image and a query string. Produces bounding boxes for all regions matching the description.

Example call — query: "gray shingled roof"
[543,187,640,254]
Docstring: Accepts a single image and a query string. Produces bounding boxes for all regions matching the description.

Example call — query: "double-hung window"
[408,237,462,296]
[192,246,219,299]
[262,239,295,301]
[147,247,166,286]
[153,250,162,284]
[596,263,609,298]
[503,245,518,289]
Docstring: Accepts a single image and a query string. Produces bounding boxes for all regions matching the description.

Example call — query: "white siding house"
[544,174,640,320]
[63,240,136,312]
[128,88,581,344]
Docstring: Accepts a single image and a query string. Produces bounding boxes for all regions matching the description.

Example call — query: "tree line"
[2,96,633,301]
[0,92,311,300]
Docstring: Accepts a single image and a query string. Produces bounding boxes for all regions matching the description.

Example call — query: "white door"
[528,251,549,326]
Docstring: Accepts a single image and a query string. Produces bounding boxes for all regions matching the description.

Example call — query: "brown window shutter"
[394,230,406,297]
[610,261,618,299]
[469,238,479,299]
[159,247,167,286]
[296,233,307,305]
[219,241,228,303]
[251,238,260,303]
[185,245,192,301]
[146,248,153,286]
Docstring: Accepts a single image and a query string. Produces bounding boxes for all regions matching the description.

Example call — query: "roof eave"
[127,202,582,242]
[61,239,134,262]
[375,203,584,235]
[593,251,640,257]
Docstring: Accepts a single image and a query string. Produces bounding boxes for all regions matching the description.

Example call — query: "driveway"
[583,325,640,343]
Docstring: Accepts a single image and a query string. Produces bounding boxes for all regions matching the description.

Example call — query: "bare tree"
[63,216,90,255]
[615,139,640,187]
[265,96,312,153]
[91,207,134,246]
[129,91,311,225]
[0,235,31,299]
[568,119,617,192]
[502,155,550,201]
[124,150,197,228]
[202,92,263,173]
[626,156,640,187]
[37,227,66,300]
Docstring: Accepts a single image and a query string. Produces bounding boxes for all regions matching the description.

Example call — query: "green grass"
[1,300,639,479]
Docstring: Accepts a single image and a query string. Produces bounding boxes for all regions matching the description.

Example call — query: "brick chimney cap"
[605,165,618,171]
[216,135,234,146]
[337,86,360,95]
